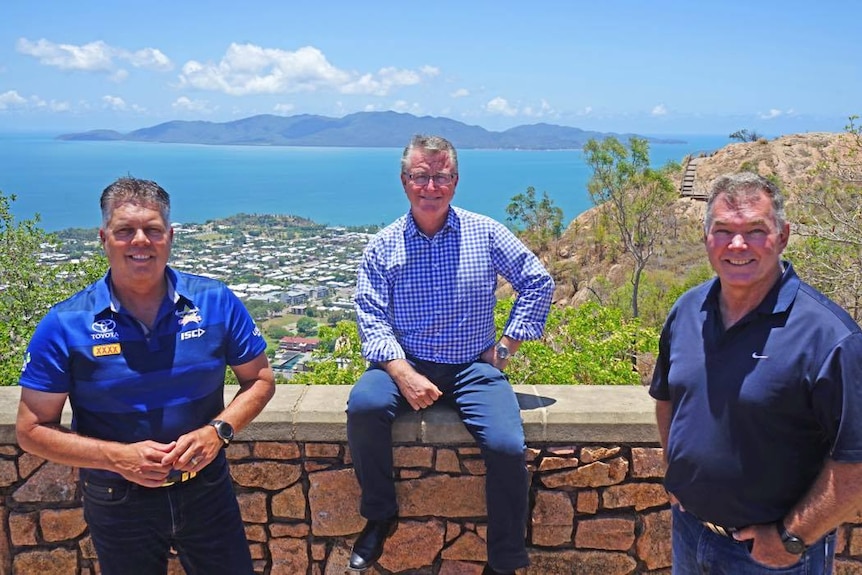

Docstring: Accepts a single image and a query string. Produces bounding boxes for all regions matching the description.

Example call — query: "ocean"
[0,132,730,232]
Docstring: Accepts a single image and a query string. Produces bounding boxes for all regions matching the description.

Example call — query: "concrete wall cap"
[0,384,658,444]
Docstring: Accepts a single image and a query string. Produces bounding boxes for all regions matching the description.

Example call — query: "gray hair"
[401,135,459,174]
[100,177,171,227]
[704,172,786,234]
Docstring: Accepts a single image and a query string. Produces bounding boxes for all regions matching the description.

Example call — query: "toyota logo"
[91,319,117,333]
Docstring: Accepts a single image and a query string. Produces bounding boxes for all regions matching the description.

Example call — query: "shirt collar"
[705,260,800,317]
[95,266,186,316]
[405,207,460,239]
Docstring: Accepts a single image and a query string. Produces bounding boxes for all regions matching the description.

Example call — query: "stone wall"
[1,385,862,575]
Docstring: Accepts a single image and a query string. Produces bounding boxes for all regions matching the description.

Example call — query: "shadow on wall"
[516,392,556,410]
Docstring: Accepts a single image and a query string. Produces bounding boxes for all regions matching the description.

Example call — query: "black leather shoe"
[482,565,515,575]
[348,516,398,571]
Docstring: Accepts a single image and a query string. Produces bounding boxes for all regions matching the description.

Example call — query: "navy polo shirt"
[19,267,266,479]
[650,262,862,527]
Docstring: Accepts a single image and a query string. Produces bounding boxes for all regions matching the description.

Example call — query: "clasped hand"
[112,425,222,487]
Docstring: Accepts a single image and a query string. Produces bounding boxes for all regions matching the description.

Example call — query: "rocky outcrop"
[545,131,858,308]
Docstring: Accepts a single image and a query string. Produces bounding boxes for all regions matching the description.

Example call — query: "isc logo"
[180,328,206,341]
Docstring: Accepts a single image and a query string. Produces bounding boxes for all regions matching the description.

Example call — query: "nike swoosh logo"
[752,352,769,359]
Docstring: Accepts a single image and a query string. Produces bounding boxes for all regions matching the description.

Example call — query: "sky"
[1,0,860,136]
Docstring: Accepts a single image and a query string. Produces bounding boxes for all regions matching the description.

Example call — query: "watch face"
[779,522,806,554]
[783,537,806,554]
[212,420,234,443]
[219,421,234,440]
[495,344,510,359]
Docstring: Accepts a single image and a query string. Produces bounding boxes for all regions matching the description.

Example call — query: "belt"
[161,471,197,487]
[703,520,738,538]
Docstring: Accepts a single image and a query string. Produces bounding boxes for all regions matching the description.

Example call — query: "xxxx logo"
[93,344,122,357]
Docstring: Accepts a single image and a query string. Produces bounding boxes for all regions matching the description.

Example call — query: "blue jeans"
[672,505,835,574]
[82,453,252,575]
[347,359,529,573]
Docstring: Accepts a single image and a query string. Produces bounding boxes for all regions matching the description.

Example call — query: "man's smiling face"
[705,190,789,296]
[99,201,173,284]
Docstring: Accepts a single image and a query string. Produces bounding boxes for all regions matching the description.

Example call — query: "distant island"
[57,111,685,150]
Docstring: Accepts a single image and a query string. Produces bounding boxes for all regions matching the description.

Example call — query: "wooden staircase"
[680,156,707,200]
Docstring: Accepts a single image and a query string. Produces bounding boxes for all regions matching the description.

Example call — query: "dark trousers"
[82,453,252,575]
[347,358,530,572]
[672,505,835,574]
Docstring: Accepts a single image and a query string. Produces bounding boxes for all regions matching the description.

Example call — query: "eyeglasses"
[405,173,456,187]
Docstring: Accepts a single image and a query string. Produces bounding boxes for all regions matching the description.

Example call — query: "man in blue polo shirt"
[650,172,862,574]
[346,135,554,575]
[16,177,275,575]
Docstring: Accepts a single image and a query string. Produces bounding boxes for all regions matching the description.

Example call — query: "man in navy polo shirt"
[16,177,275,575]
[650,172,862,574]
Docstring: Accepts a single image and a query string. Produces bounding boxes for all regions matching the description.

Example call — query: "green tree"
[729,129,764,143]
[787,115,862,320]
[494,298,657,385]
[1,192,107,385]
[265,325,291,340]
[285,299,659,385]
[505,186,564,251]
[584,136,678,318]
[291,321,366,385]
[296,316,319,337]
[244,299,283,321]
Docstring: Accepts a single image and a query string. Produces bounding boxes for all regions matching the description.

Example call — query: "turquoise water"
[0,133,730,232]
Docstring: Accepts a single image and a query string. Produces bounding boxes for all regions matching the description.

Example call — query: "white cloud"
[759,108,783,119]
[485,97,518,117]
[111,69,129,83]
[391,100,422,114]
[102,95,127,110]
[28,95,71,112]
[577,106,593,116]
[101,95,145,113]
[651,104,668,116]
[178,43,435,97]
[523,99,554,118]
[16,37,172,75]
[274,103,295,114]
[0,91,70,113]
[450,88,470,98]
[0,90,27,110]
[128,47,172,70]
[172,96,215,113]
[17,38,113,71]
[48,100,71,112]
[342,66,424,96]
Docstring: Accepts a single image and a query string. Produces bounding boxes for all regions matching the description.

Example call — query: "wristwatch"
[209,419,235,446]
[777,520,807,555]
[495,342,511,361]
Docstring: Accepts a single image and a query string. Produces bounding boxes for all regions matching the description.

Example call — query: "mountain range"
[57,111,684,150]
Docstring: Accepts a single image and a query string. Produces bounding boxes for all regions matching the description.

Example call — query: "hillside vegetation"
[529,130,862,326]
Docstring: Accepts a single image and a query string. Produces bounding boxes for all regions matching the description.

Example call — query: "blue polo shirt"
[650,262,862,527]
[19,267,266,478]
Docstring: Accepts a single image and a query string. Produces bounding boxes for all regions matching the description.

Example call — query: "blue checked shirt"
[355,207,554,364]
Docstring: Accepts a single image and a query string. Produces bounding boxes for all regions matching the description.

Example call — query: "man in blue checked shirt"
[346,135,554,575]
